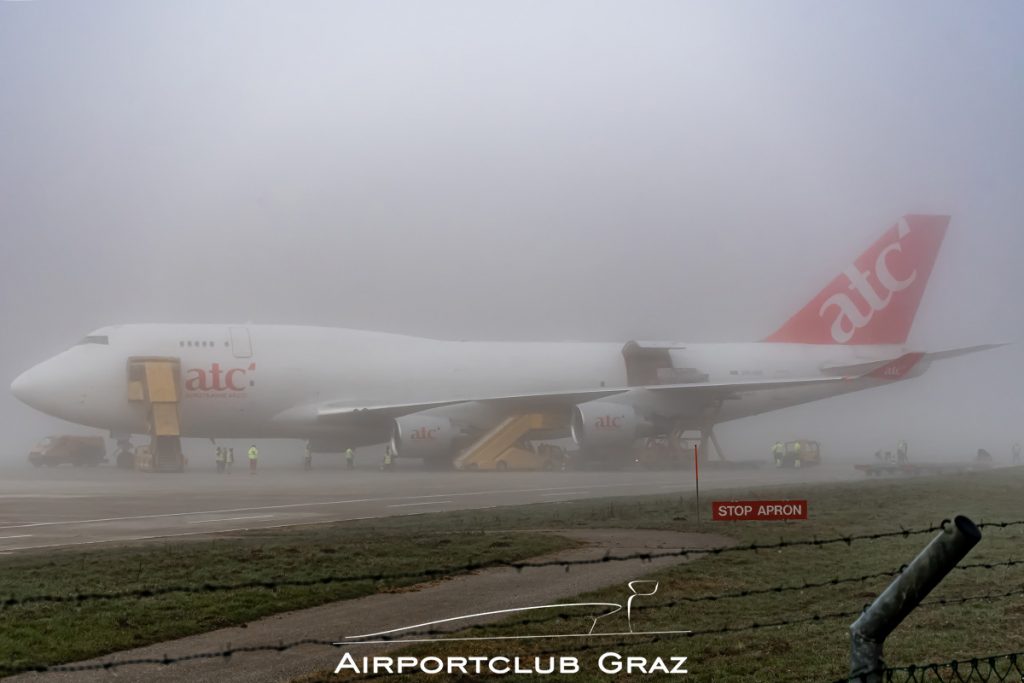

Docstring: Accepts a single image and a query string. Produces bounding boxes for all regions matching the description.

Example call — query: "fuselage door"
[229,327,252,358]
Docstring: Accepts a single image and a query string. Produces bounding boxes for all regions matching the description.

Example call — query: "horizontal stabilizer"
[823,343,1006,379]
[924,343,1009,361]
[865,352,926,379]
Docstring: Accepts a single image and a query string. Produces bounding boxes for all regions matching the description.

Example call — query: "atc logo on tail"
[765,215,949,345]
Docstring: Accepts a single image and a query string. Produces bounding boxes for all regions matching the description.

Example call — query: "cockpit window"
[76,335,109,346]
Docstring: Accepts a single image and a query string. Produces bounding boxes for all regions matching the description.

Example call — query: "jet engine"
[390,414,458,460]
[570,401,649,451]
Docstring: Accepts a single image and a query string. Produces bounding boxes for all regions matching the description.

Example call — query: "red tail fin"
[764,215,949,345]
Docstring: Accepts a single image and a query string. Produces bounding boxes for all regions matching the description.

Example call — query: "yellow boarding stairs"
[454,413,567,471]
[127,358,185,472]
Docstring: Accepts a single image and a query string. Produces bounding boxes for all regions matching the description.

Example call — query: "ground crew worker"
[791,440,803,467]
[248,444,259,474]
[114,438,135,469]
[345,448,354,470]
[1013,442,1021,465]
[215,446,226,474]
[772,441,784,467]
[226,447,235,473]
[304,443,313,471]
[884,450,893,463]
[896,440,909,464]
[382,446,394,471]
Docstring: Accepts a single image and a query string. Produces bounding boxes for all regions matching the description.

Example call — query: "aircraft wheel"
[496,461,508,472]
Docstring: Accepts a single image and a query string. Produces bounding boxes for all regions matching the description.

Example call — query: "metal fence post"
[848,515,982,682]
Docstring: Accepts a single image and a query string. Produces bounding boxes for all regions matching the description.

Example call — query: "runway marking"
[0,499,378,530]
[187,515,275,525]
[0,484,638,531]
[387,501,454,508]
[0,469,861,553]
[0,494,92,499]
[540,491,590,497]
[0,519,349,552]
[0,534,32,540]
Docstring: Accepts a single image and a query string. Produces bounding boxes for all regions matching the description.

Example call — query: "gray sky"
[1,1,1021,460]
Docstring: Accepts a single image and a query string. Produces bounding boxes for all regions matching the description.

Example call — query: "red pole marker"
[694,443,701,524]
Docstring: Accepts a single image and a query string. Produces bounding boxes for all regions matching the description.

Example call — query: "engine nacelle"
[570,401,647,451]
[390,415,458,459]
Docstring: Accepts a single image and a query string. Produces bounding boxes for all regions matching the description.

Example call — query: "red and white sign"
[712,500,808,521]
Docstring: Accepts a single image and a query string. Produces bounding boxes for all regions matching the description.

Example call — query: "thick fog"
[1,1,1021,463]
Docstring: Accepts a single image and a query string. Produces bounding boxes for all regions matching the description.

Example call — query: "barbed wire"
[2,518,1022,676]
[0,638,340,676]
[977,520,1024,531]
[2,520,981,610]
[348,634,670,682]
[3,584,1021,676]
[337,582,1024,645]
[885,652,1024,683]
[634,557,1024,611]
[9,552,1018,618]
[836,651,1024,683]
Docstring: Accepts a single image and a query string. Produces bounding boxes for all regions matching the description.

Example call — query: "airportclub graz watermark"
[333,581,690,676]
[332,652,689,676]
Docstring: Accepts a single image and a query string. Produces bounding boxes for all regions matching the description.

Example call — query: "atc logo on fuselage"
[184,362,256,396]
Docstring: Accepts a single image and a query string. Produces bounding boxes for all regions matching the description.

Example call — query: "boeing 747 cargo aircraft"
[10,215,1000,466]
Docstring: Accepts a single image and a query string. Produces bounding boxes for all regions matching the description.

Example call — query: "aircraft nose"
[11,363,56,413]
[12,366,39,408]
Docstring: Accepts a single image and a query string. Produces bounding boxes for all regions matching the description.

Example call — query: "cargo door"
[230,327,252,358]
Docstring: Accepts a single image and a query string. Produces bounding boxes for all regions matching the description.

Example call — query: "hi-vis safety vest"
[772,443,784,455]
[248,447,258,460]
[216,449,225,462]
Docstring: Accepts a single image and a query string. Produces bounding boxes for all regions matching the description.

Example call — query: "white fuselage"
[11,323,911,446]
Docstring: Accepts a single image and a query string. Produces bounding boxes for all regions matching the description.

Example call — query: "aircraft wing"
[315,376,853,424]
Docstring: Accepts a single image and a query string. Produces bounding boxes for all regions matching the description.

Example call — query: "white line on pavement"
[540,491,591,497]
[187,515,275,525]
[0,484,641,530]
[387,501,454,508]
